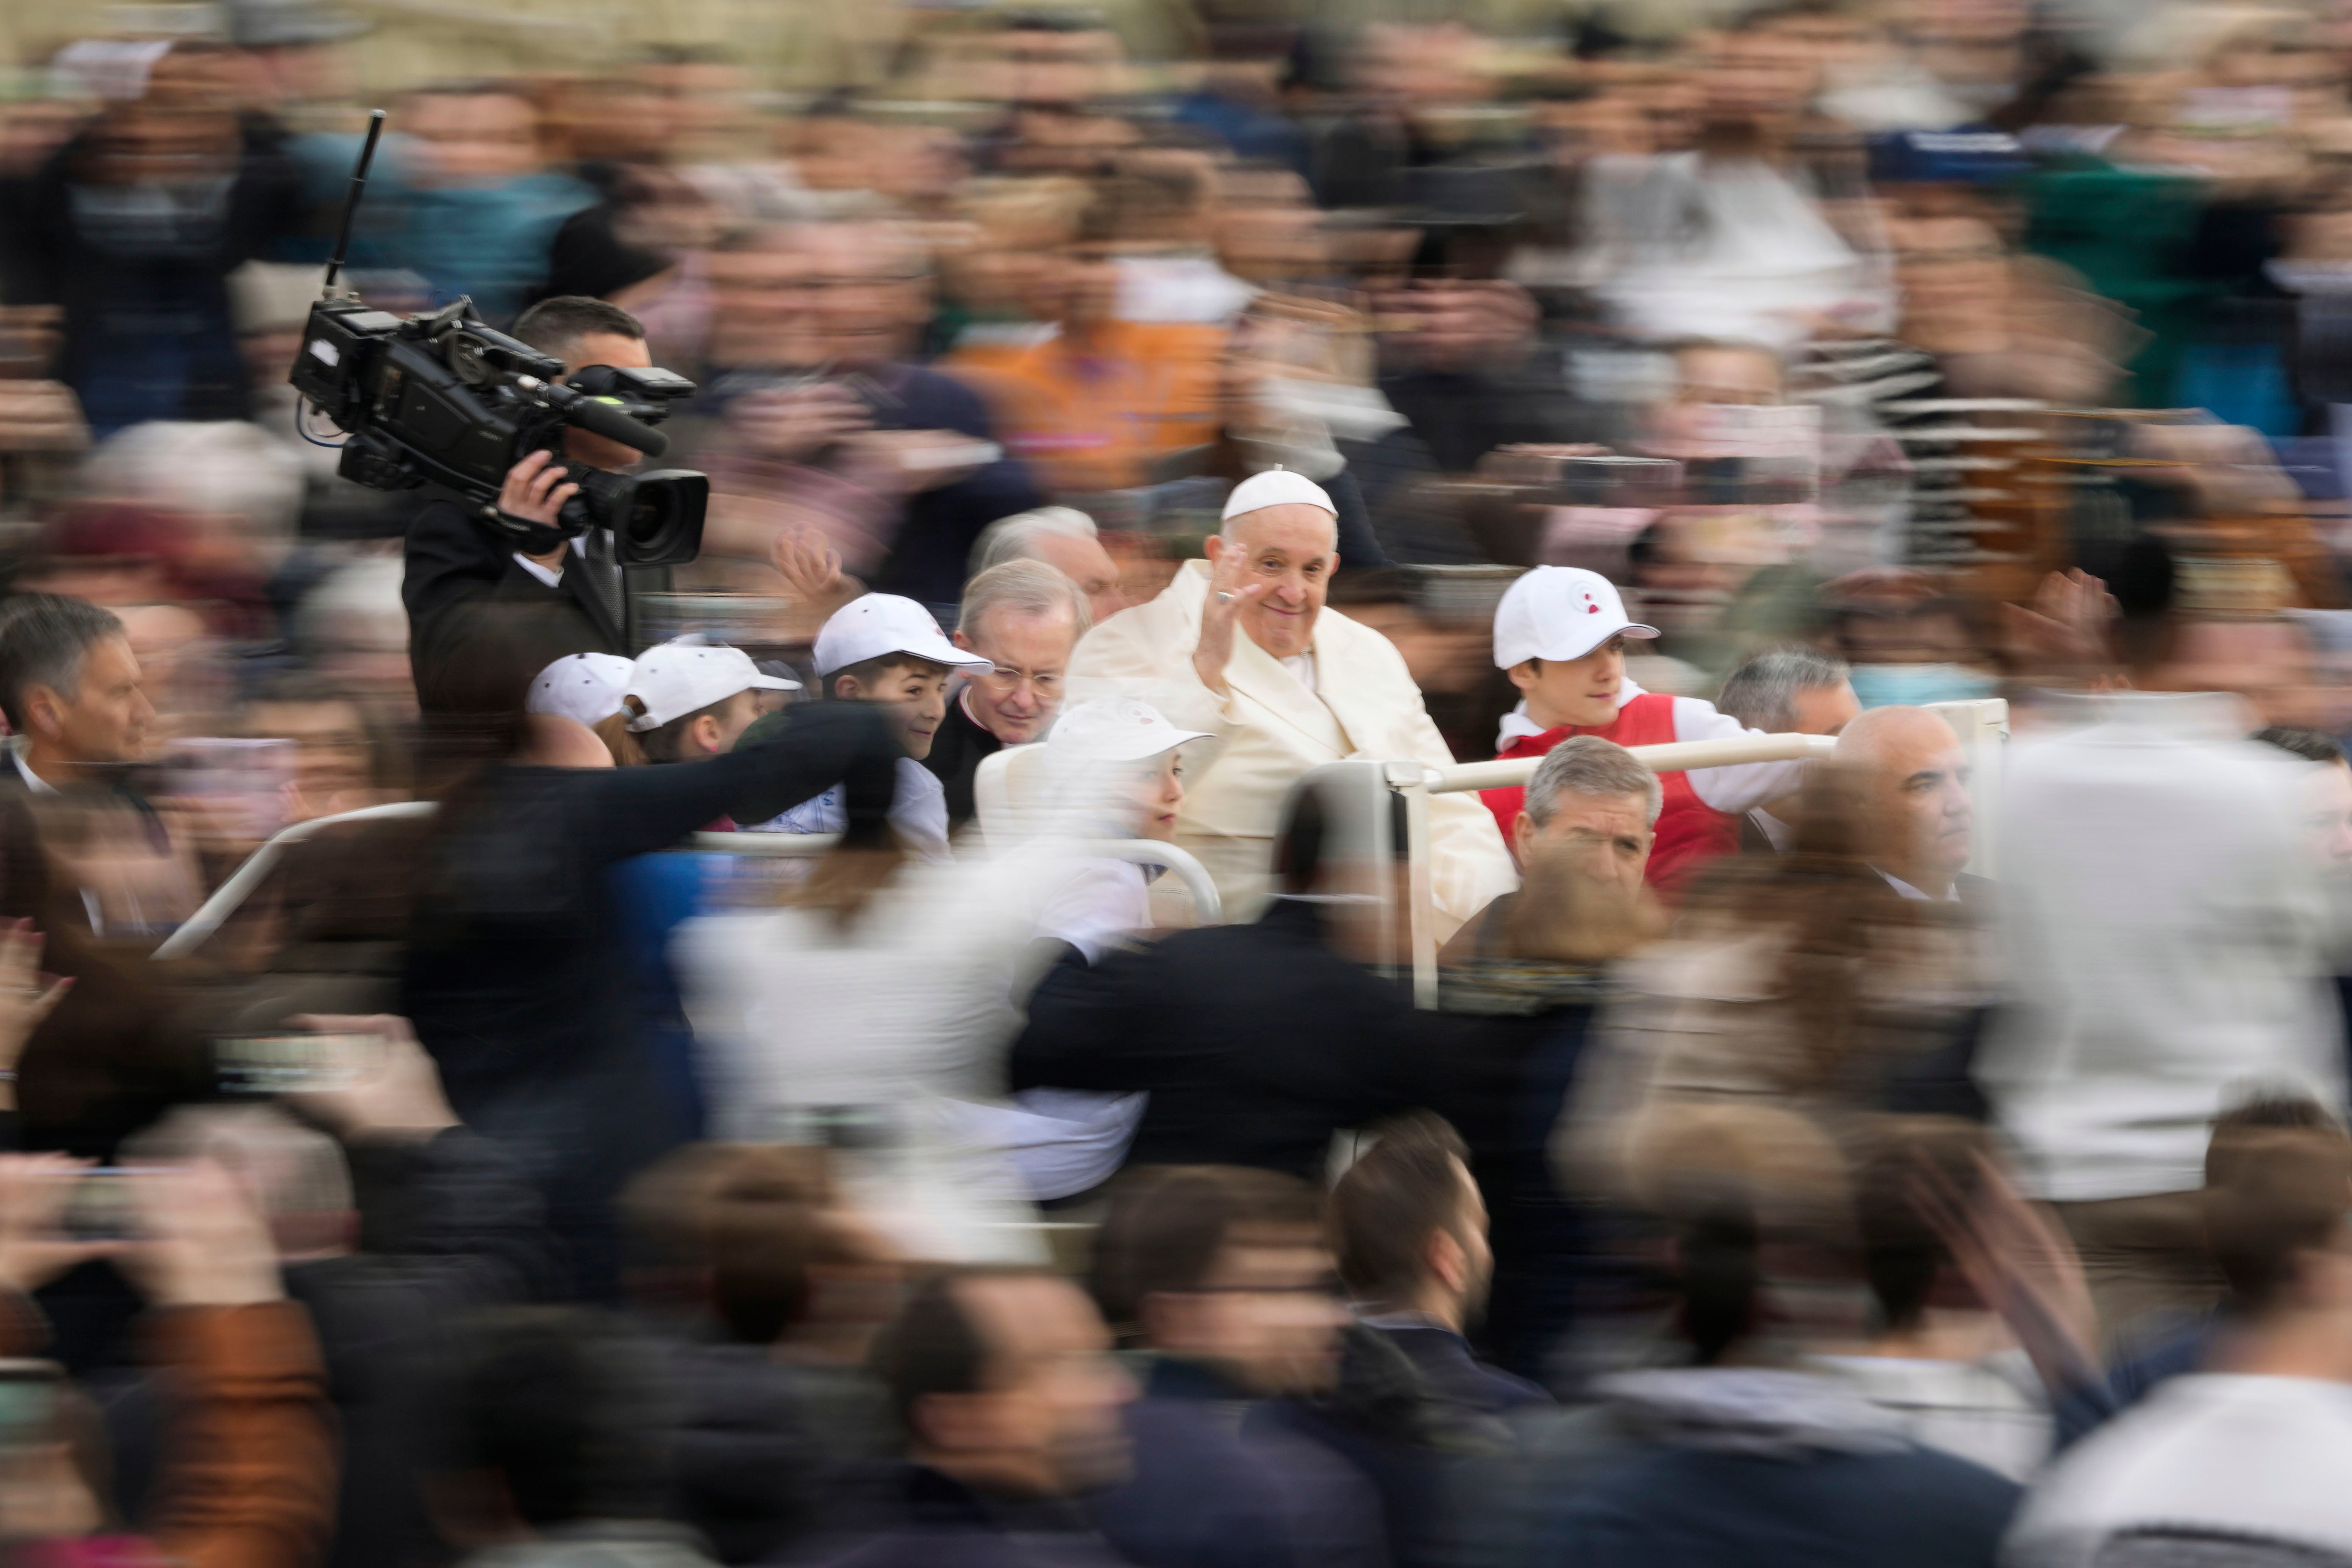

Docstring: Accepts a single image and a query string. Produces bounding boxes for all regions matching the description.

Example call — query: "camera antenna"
[320,109,387,299]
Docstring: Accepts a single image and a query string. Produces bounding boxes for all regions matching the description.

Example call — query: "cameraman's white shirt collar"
[511,530,617,589]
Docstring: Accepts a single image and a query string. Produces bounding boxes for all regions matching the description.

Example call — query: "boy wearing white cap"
[606,639,800,765]
[749,594,993,860]
[1067,469,1515,940]
[1487,565,1809,894]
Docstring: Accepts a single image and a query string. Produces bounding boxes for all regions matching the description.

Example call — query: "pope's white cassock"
[1068,557,1516,941]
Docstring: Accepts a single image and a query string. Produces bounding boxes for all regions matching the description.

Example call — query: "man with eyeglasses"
[924,558,1089,831]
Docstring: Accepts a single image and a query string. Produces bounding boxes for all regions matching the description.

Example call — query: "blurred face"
[245,699,371,801]
[837,662,949,760]
[1151,1230,1347,1397]
[708,228,928,368]
[1206,506,1337,661]
[956,605,1077,744]
[1512,788,1653,883]
[1789,680,1862,736]
[995,26,1123,107]
[1848,714,1973,892]
[78,105,236,186]
[556,331,655,472]
[1509,638,1625,731]
[1030,533,1129,625]
[926,1275,1133,1498]
[2306,761,2352,873]
[1442,1159,1495,1314]
[1128,752,1184,841]
[28,635,153,767]
[1675,346,1784,406]
[399,92,541,188]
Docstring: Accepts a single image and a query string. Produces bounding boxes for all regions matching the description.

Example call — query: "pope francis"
[1067,470,1516,940]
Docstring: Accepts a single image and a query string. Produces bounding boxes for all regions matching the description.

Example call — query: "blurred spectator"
[1483,1109,2021,1568]
[1084,1165,1389,1568]
[9,50,305,436]
[688,219,1046,613]
[355,81,593,323]
[1010,778,1464,1183]
[1373,281,1592,476]
[969,505,1132,625]
[1331,1111,1546,1414]
[1980,688,2346,1344]
[942,183,1225,496]
[1714,647,1860,851]
[1067,471,1512,936]
[421,1309,691,1568]
[2008,1118,2352,1564]
[927,558,1090,830]
[242,670,401,824]
[819,1264,1136,1565]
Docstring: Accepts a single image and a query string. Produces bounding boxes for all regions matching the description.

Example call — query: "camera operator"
[402,295,675,714]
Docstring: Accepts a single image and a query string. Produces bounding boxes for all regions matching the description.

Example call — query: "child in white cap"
[1488,565,1810,895]
[602,639,799,766]
[747,594,993,860]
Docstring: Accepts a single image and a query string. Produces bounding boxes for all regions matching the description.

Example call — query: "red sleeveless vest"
[1480,693,1741,898]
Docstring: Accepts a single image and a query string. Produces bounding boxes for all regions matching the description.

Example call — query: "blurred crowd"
[10,0,2352,1565]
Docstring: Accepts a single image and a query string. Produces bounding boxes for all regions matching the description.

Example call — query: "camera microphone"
[531,381,671,458]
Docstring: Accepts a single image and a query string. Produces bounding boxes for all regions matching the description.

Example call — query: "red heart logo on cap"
[1587,604,1599,613]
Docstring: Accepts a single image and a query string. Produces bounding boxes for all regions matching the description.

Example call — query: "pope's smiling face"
[1205,503,1337,662]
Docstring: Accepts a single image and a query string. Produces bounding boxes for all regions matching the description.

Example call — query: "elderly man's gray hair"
[960,558,1092,642]
[1715,647,1850,734]
[1525,735,1661,827]
[969,507,1100,580]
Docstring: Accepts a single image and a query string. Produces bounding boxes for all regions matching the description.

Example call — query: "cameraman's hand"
[731,385,872,463]
[123,1160,282,1308]
[282,1014,457,1143]
[497,450,580,566]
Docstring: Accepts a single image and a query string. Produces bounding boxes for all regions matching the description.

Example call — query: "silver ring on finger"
[1217,592,1235,604]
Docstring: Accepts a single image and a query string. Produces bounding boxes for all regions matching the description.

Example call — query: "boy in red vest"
[1484,566,1813,896]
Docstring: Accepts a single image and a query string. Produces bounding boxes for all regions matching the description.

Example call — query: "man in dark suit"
[1835,703,1989,908]
[402,296,674,712]
[1330,1114,1549,1415]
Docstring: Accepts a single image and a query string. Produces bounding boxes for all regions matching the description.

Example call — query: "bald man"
[1833,705,1979,904]
[1068,472,1513,938]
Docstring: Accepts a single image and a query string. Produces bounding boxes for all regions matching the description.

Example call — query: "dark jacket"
[797,1465,1133,1568]
[920,693,1002,832]
[402,496,673,711]
[403,702,900,1294]
[7,115,307,435]
[1008,899,1464,1182]
[1371,1325,1549,1417]
[1476,1370,2020,1568]
[1092,1359,1388,1568]
[105,1129,566,1568]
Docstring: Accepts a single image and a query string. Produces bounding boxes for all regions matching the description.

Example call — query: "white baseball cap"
[1048,697,1211,763]
[814,593,994,680]
[624,639,799,732]
[1221,468,1336,524]
[527,652,634,728]
[1492,566,1659,669]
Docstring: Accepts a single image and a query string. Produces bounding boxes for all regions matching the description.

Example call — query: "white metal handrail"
[153,800,439,960]
[1422,732,1838,796]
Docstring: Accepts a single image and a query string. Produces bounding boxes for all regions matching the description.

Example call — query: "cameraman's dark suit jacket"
[403,495,671,711]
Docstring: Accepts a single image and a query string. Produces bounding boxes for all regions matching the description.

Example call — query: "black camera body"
[289,294,708,567]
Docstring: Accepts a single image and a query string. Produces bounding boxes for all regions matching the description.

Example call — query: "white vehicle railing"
[155,810,1217,959]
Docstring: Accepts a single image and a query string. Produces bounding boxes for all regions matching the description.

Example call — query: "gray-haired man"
[1440,735,1660,965]
[1713,647,1859,852]
[926,558,1092,829]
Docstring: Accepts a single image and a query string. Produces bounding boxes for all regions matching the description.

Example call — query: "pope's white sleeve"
[1671,697,1812,814]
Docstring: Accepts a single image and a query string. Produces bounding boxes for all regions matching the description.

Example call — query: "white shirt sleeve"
[1670,696,1813,814]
